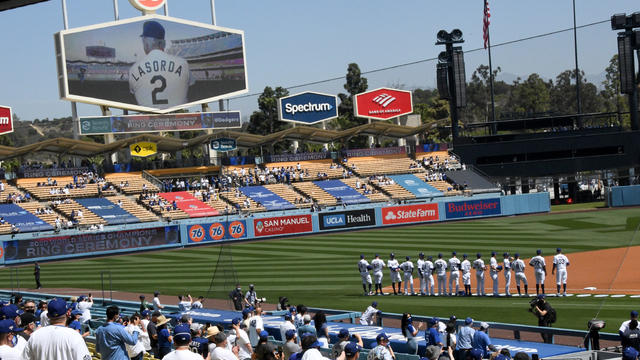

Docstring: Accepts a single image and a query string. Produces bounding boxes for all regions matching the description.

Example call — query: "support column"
[292,123,299,153]
[322,121,329,151]
[368,119,374,147]
[553,178,560,202]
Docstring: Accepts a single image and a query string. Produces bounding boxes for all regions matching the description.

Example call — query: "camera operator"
[530,295,555,343]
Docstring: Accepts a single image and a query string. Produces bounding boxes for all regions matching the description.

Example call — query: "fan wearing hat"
[529,249,547,296]
[67,309,89,338]
[212,332,240,360]
[0,319,23,359]
[22,298,92,360]
[279,313,296,343]
[0,303,27,353]
[95,305,140,360]
[330,328,363,360]
[344,342,362,360]
[231,317,253,360]
[76,293,93,324]
[163,323,204,360]
[471,322,497,358]
[248,306,265,347]
[155,314,173,358]
[370,333,395,360]
[189,323,208,358]
[425,318,443,348]
[456,317,476,358]
[17,312,37,342]
[298,314,316,340]
[283,329,301,360]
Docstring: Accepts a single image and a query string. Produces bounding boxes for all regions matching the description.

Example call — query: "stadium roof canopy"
[0,0,50,11]
[0,122,434,160]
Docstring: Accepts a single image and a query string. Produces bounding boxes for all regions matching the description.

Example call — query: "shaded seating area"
[345,155,424,177]
[17,177,101,200]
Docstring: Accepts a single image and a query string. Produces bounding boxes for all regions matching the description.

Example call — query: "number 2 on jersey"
[151,75,168,104]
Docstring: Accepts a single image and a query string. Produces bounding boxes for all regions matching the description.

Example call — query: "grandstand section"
[345,155,424,177]
[105,173,159,194]
[389,174,443,198]
[75,198,140,225]
[108,195,158,222]
[52,199,106,227]
[17,177,101,200]
[219,189,267,213]
[0,180,28,203]
[340,177,389,203]
[0,203,52,232]
[159,191,219,217]
[372,177,416,200]
[293,181,338,206]
[264,183,312,208]
[17,202,58,227]
[263,159,344,180]
[444,169,501,193]
[239,185,296,211]
[314,179,371,204]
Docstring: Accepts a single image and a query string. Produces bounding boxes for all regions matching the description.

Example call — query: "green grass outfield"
[2,207,639,332]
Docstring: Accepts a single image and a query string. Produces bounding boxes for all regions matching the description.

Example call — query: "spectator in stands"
[66,309,85,336]
[211,332,239,360]
[284,330,301,360]
[622,320,640,351]
[331,329,362,360]
[254,330,274,360]
[153,291,165,312]
[623,347,639,360]
[401,313,422,355]
[471,322,496,358]
[17,312,36,342]
[313,311,329,348]
[370,333,395,360]
[95,305,139,360]
[76,294,93,323]
[248,306,264,348]
[189,324,209,358]
[425,318,442,347]
[178,295,193,311]
[0,319,23,359]
[297,315,316,339]
[162,323,204,360]
[22,298,91,360]
[36,301,47,326]
[456,317,475,359]
[156,315,172,358]
[125,313,147,360]
[0,304,27,353]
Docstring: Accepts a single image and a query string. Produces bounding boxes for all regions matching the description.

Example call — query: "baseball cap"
[390,253,395,258]
[536,249,542,255]
[303,314,311,322]
[71,309,82,317]
[190,323,203,332]
[465,317,473,325]
[452,251,457,256]
[503,252,509,257]
[480,322,490,330]
[419,252,424,258]
[20,312,37,325]
[406,256,410,260]
[623,347,639,360]
[537,294,546,300]
[495,355,510,360]
[48,298,69,318]
[284,313,292,320]
[477,253,482,258]
[438,253,443,258]
[0,304,23,319]
[0,319,23,333]
[232,317,242,325]
[77,295,86,302]
[514,253,520,258]
[154,291,160,296]
[470,349,483,360]
[463,254,468,258]
[289,306,297,313]
[557,248,562,252]
[142,310,151,317]
[360,254,365,259]
[375,253,379,257]
[338,328,350,338]
[141,20,165,40]
[372,301,378,308]
[449,315,457,322]
[285,329,297,340]
[425,345,442,360]
[491,251,496,256]
[242,308,252,316]
[259,330,269,340]
[345,342,362,357]
[631,311,638,318]
[376,333,389,342]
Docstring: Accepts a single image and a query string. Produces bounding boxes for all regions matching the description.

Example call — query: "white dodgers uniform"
[529,256,546,284]
[503,257,512,296]
[371,258,385,286]
[448,257,461,295]
[400,260,415,295]
[424,260,435,295]
[360,305,377,325]
[358,259,372,285]
[461,259,472,286]
[417,258,426,295]
[473,259,485,296]
[490,256,499,296]
[513,259,528,287]
[129,49,194,109]
[388,259,401,283]
[553,254,569,285]
[434,259,448,296]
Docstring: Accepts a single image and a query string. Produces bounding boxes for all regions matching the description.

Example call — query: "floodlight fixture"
[450,29,463,42]
[611,13,627,30]
[438,51,449,64]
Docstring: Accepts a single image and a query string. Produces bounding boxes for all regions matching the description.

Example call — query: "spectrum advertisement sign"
[254,214,312,237]
[278,91,338,124]
[381,203,439,225]
[445,198,501,219]
[187,220,247,243]
[319,209,376,231]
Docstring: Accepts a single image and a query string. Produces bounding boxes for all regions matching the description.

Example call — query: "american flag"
[483,0,491,49]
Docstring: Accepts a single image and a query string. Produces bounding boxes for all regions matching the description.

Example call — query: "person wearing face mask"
[229,284,245,311]
[401,313,424,355]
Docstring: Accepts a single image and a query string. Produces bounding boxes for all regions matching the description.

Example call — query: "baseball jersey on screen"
[129,49,194,108]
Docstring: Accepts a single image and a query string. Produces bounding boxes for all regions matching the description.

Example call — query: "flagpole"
[485,0,497,135]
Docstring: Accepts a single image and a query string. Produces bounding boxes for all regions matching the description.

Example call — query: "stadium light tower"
[611,12,640,130]
[436,29,467,142]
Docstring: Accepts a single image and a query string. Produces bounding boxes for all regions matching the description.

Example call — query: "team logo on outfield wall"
[445,198,501,219]
[0,106,14,136]
[354,88,413,120]
[254,215,312,237]
[381,203,439,225]
[278,92,338,124]
[129,0,166,12]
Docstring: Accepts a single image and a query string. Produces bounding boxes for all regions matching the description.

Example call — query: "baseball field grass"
[2,206,639,333]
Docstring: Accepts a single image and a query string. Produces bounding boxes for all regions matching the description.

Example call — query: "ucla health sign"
[278,91,338,124]
[445,198,502,219]
[319,209,376,230]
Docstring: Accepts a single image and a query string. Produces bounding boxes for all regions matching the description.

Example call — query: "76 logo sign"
[189,225,205,242]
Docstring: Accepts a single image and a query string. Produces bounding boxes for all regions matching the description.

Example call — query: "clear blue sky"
[0,0,638,122]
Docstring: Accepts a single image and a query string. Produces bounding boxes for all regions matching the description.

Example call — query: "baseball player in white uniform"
[512,253,529,297]
[473,253,486,296]
[371,254,386,296]
[503,252,512,296]
[461,254,472,296]
[129,20,195,109]
[448,252,461,296]
[360,301,379,325]
[425,256,435,296]
[400,256,415,295]
[434,253,448,296]
[529,249,547,295]
[388,253,402,295]
[552,248,570,296]
[489,252,500,297]
[358,254,373,296]
[417,253,427,295]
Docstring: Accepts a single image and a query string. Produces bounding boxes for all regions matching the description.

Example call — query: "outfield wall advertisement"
[319,209,376,230]
[381,203,439,225]
[444,198,501,219]
[2,226,179,263]
[187,220,247,243]
[253,214,312,237]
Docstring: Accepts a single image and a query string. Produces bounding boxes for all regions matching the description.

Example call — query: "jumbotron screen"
[55,14,248,114]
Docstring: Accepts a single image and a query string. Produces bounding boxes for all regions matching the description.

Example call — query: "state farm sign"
[381,203,439,225]
[0,106,13,136]
[354,88,413,120]
[254,214,313,237]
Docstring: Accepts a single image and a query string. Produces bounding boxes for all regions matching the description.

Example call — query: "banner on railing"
[253,214,312,237]
[20,167,90,178]
[187,220,247,243]
[381,203,439,225]
[265,152,330,163]
[2,226,179,262]
[445,198,501,219]
[318,208,376,230]
[342,146,405,158]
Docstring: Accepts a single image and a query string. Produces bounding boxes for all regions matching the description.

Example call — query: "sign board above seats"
[278,91,338,124]
[354,88,413,120]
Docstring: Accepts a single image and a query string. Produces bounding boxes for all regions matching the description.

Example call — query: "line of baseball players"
[358,248,569,297]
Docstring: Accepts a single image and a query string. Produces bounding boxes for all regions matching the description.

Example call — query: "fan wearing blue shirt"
[95,305,139,360]
[425,318,443,347]
[472,322,497,358]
